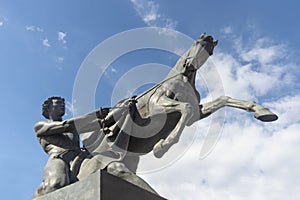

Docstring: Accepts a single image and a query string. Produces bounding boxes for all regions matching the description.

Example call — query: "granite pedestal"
[34,170,167,200]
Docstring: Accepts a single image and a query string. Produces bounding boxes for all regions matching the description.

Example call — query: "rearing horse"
[99,33,277,157]
[76,33,278,188]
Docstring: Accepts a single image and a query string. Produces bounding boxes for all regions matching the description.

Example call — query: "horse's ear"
[213,40,218,47]
[200,32,207,39]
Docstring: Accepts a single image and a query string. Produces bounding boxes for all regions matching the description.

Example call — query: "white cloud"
[25,25,43,32]
[42,38,50,47]
[141,96,300,200]
[0,17,8,27]
[65,99,78,117]
[137,32,300,200]
[130,0,159,24]
[264,95,300,127]
[57,57,64,63]
[240,38,285,65]
[111,67,117,73]
[130,0,177,30]
[36,27,43,32]
[57,31,67,44]
[200,35,295,99]
[25,25,35,31]
[221,26,233,34]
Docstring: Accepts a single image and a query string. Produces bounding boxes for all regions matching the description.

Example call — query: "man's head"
[42,96,65,120]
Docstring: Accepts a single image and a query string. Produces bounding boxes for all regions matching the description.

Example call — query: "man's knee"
[33,175,69,198]
[51,175,69,187]
[44,174,69,192]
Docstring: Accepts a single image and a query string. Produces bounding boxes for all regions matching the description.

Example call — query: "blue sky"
[0,0,299,199]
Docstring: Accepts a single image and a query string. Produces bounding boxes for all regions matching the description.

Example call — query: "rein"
[112,67,197,109]
[109,73,184,109]
[135,73,183,100]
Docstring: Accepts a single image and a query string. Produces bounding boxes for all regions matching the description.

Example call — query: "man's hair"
[42,96,65,119]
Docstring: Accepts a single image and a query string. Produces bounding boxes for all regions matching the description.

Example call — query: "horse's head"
[198,32,218,56]
[189,32,218,70]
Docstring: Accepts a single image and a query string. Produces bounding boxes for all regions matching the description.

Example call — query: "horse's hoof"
[153,150,165,158]
[153,139,165,158]
[254,108,278,122]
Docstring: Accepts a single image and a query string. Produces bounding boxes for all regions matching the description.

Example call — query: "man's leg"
[33,157,69,198]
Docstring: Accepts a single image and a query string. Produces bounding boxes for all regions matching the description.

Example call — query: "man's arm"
[34,121,71,137]
[34,108,109,137]
[65,108,110,133]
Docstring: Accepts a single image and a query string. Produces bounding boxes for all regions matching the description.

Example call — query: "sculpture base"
[34,170,166,200]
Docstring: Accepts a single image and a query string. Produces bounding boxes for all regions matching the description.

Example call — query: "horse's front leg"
[152,96,198,158]
[199,96,278,122]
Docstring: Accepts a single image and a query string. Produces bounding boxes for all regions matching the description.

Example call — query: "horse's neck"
[188,70,196,86]
[166,66,200,102]
[187,71,200,102]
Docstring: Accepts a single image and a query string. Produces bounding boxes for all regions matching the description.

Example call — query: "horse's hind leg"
[200,96,278,122]
[152,95,198,158]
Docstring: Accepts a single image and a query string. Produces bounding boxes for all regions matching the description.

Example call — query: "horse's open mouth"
[202,36,218,56]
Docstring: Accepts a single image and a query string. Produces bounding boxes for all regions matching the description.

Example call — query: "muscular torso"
[35,121,80,156]
[39,132,79,155]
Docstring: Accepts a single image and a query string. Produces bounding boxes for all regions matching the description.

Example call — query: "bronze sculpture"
[77,33,277,178]
[33,33,278,197]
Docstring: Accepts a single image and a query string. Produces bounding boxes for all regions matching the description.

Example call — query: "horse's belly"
[127,112,181,154]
